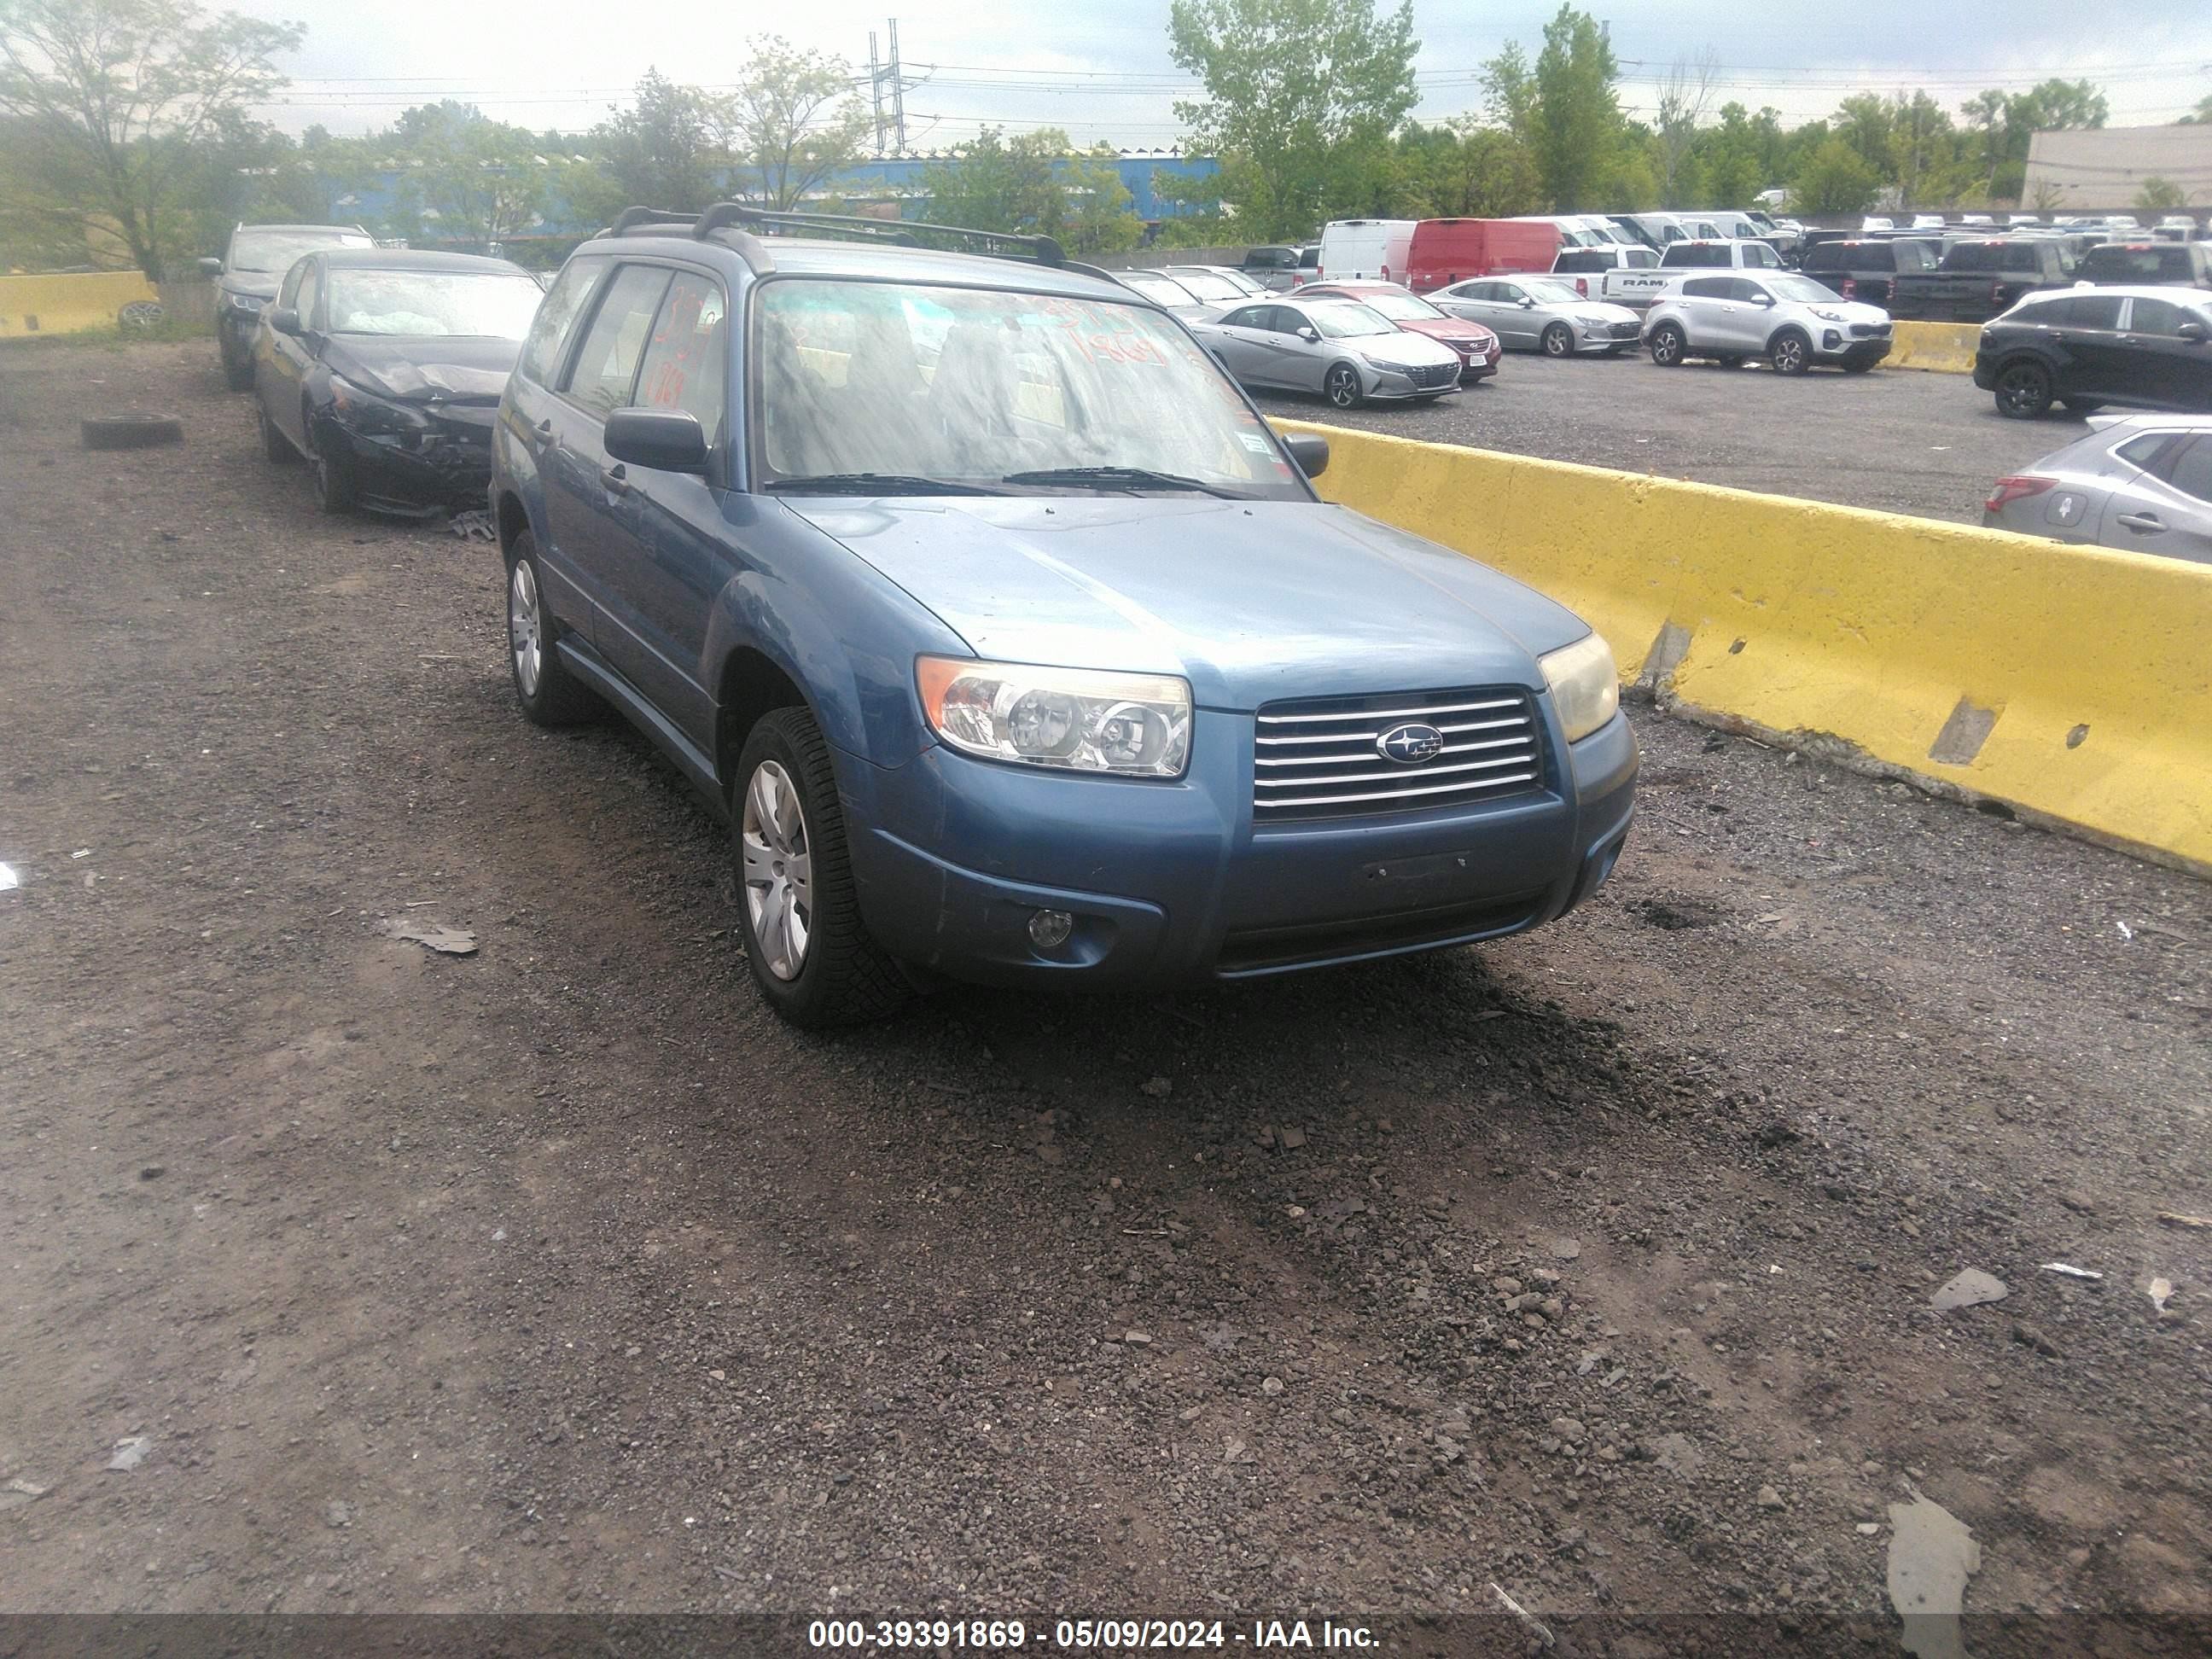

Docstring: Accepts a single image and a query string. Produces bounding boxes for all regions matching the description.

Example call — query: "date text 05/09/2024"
[806,1619,1380,1650]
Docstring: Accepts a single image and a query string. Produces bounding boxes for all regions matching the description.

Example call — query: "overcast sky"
[236,1,2212,148]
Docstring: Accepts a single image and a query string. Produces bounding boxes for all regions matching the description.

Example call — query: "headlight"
[225,291,265,312]
[1578,314,1610,327]
[917,657,1191,777]
[1811,307,1845,322]
[1540,633,1620,743]
[327,375,430,436]
[1358,353,1407,375]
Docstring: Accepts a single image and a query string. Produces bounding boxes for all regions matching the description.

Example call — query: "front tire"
[309,422,358,514]
[1324,363,1363,409]
[732,707,910,1028]
[1540,323,1574,358]
[504,532,598,727]
[1648,323,1686,366]
[222,342,253,393]
[1769,329,1811,376]
[1995,361,2053,419]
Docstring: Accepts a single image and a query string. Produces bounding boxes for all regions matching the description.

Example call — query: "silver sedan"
[1982,415,2212,562]
[1429,275,1644,356]
[1190,295,1464,409]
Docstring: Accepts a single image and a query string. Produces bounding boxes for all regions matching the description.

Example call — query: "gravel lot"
[1253,352,2068,525]
[3,341,2209,1644]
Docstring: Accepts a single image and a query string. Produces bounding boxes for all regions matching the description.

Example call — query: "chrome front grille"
[1608,320,1641,339]
[1406,361,1458,390]
[1254,688,1544,821]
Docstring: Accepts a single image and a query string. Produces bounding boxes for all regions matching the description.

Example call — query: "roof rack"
[600,201,1085,276]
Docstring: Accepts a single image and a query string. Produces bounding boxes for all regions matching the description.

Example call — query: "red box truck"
[1406,218,1563,293]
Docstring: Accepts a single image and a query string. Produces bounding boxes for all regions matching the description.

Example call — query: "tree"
[1652,49,1717,207]
[925,127,1143,255]
[1831,92,1894,181]
[397,106,545,250]
[1167,0,1418,241]
[0,0,302,278]
[2181,93,2212,125]
[1791,137,1880,215]
[719,35,869,210]
[590,69,720,216]
[2134,176,2186,210]
[1886,90,1958,207]
[1485,5,1622,211]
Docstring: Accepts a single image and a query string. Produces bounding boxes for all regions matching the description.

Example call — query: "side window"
[1747,243,1778,267]
[1681,276,1729,300]
[519,254,610,386]
[2114,432,2177,471]
[2070,294,2125,330]
[1730,278,1768,303]
[2164,438,2212,505]
[1626,247,1656,267]
[1268,306,1307,332]
[2126,298,2186,336]
[635,271,729,437]
[294,261,322,329]
[1221,305,1266,329]
[562,264,673,417]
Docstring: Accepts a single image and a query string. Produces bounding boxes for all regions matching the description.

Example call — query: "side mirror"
[267,306,301,335]
[1751,293,1776,307]
[197,256,223,276]
[2179,322,2209,343]
[1295,325,1319,342]
[604,406,709,473]
[1282,431,1329,480]
[1517,296,1536,308]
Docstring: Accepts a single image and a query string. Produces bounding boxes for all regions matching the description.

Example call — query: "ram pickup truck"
[1798,237,1940,308]
[1599,238,1785,311]
[1887,238,2077,323]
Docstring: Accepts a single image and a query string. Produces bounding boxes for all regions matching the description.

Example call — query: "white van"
[1317,218,1417,284]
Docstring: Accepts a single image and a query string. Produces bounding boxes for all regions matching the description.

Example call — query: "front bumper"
[843,707,1638,988]
[316,410,496,515]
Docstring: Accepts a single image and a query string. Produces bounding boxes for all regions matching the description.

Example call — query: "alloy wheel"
[1773,335,1807,375]
[1325,366,1359,408]
[1650,328,1682,366]
[509,559,543,697]
[1998,364,2051,417]
[1542,324,1572,357]
[742,760,813,981]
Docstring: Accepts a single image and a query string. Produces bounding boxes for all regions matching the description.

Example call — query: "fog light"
[1028,909,1074,949]
[1823,329,1842,350]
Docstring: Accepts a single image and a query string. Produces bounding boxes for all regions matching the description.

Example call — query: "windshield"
[1124,273,1199,307]
[1167,269,1249,301]
[1302,300,1396,339]
[230,228,373,273]
[1762,274,1845,304]
[754,279,1305,499]
[1520,279,1586,305]
[1353,290,1443,321]
[325,271,544,337]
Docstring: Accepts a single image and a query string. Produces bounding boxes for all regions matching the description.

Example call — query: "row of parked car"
[195,208,1643,1027]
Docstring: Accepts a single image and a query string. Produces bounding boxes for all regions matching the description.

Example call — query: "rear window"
[1624,247,1656,267]
[1555,250,1604,272]
[1942,244,2003,272]
[1665,245,1729,267]
[2114,432,2178,470]
[2081,245,2187,282]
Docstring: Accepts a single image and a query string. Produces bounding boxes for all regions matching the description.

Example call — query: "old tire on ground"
[732,706,911,1029]
[1995,360,2053,420]
[118,300,165,330]
[1324,363,1362,410]
[1768,329,1812,376]
[1540,323,1574,358]
[80,413,183,450]
[258,404,294,463]
[504,532,598,728]
[1648,323,1685,367]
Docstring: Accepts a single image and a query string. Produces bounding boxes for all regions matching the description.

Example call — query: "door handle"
[2116,512,2163,533]
[600,463,630,496]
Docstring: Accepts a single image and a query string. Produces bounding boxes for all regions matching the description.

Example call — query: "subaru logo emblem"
[1377,722,1445,765]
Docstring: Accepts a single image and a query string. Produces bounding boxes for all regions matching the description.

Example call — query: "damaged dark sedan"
[249,249,544,516]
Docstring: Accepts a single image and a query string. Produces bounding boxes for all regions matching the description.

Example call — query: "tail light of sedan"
[1986,474,2055,515]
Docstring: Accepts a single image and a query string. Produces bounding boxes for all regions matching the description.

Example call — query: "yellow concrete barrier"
[1887,320,1980,374]
[0,271,161,337]
[1276,421,2212,874]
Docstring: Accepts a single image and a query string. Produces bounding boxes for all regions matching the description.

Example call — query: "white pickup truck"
[1600,238,1787,311]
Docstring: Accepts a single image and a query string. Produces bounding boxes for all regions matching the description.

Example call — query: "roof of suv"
[597,229,1137,305]
[318,248,527,274]
[2005,283,2212,310]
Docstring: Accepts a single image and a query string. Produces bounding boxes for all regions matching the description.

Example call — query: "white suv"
[1644,271,1895,375]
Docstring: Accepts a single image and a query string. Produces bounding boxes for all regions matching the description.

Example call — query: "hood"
[784,497,1589,710]
[1575,301,1641,323]
[220,274,282,303]
[1399,316,1498,348]
[1350,329,1461,368]
[322,334,520,404]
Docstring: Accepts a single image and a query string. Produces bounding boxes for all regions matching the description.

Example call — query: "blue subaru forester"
[490,207,1636,1026]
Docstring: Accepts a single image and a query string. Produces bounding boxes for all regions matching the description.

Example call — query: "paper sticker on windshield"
[1237,432,1272,453]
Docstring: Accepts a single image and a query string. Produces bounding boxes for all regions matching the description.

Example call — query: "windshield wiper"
[1000,465,1248,498]
[765,473,1005,496]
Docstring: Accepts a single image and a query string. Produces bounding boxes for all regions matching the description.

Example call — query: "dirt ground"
[3,341,2209,1647]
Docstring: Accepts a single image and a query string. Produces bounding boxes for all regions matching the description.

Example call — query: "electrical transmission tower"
[868,20,911,155]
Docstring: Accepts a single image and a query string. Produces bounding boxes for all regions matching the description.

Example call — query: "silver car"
[1164,265,1268,303]
[1428,276,1643,356]
[1191,294,1464,409]
[1982,416,2212,562]
[1115,270,1218,323]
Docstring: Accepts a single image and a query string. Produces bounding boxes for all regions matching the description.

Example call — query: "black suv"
[2076,242,2212,291]
[1798,237,1938,308]
[1974,286,2212,418]
[199,223,373,390]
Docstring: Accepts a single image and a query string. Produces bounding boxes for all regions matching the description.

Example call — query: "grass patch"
[0,314,212,351]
